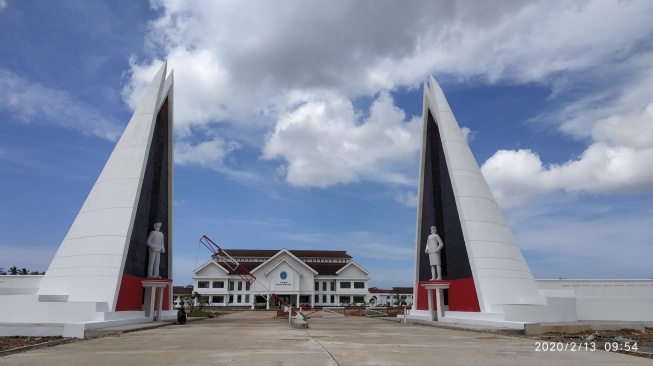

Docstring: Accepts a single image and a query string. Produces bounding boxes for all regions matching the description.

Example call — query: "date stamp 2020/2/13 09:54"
[535,341,639,352]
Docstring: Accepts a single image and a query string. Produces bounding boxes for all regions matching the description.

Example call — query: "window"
[340,282,351,289]
[330,295,334,304]
[354,282,365,289]
[237,281,243,291]
[353,296,365,304]
[212,296,224,304]
[340,296,350,304]
[229,295,233,303]
[245,295,250,304]
[322,295,327,303]
[314,294,319,303]
[198,281,209,288]
[212,281,224,288]
[229,281,235,291]
[246,282,250,291]
[314,282,319,291]
[237,295,242,303]
[322,282,327,291]
[330,282,335,291]
[198,295,210,304]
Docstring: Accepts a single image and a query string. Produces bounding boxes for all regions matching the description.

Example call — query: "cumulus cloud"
[0,69,123,141]
[123,0,653,191]
[484,145,653,209]
[0,0,7,12]
[483,79,653,209]
[262,91,421,187]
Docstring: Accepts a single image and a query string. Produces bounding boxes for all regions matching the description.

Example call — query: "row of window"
[312,295,365,304]
[314,281,365,291]
[197,280,251,291]
[198,294,251,304]
[199,280,366,291]
[195,294,366,305]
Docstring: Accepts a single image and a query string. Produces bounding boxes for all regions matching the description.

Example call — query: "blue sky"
[1,1,652,287]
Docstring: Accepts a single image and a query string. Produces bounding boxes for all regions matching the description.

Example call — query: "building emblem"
[280,271,288,280]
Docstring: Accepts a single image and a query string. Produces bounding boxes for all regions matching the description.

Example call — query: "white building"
[192,249,370,309]
[173,285,194,309]
[367,287,414,307]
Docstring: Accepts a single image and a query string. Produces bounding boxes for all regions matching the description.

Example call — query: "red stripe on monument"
[116,274,144,311]
[415,277,480,312]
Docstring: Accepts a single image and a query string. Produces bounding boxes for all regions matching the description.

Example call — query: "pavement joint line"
[304,330,342,366]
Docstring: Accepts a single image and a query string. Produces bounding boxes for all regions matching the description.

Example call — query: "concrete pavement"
[1,311,649,365]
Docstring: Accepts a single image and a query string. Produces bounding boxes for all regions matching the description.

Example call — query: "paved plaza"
[1,311,649,366]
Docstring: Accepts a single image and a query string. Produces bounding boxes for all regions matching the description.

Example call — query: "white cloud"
[175,137,240,166]
[482,144,653,209]
[460,127,475,142]
[395,191,418,208]
[263,91,421,187]
[123,0,653,189]
[482,75,653,208]
[0,0,6,12]
[0,69,123,141]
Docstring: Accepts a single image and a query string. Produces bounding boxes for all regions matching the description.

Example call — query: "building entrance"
[274,295,291,306]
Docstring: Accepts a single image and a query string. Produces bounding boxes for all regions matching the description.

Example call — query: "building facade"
[173,285,194,309]
[367,287,414,307]
[192,249,369,309]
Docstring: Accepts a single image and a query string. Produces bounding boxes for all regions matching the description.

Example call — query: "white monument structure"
[408,76,653,328]
[0,62,176,338]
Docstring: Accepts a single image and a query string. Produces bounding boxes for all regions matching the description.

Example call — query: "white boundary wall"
[536,280,653,321]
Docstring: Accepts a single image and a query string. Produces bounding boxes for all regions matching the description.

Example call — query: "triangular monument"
[0,62,175,338]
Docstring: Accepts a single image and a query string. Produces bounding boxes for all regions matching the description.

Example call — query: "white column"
[156,287,164,321]
[436,288,445,320]
[427,288,434,321]
[145,287,155,320]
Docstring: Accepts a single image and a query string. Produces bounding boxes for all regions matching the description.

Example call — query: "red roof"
[172,285,194,295]
[368,286,413,294]
[305,262,348,275]
[215,249,351,259]
[213,260,348,276]
[392,287,413,294]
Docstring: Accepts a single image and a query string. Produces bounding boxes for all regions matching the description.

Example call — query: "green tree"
[9,266,18,275]
[19,268,28,275]
[0,268,5,275]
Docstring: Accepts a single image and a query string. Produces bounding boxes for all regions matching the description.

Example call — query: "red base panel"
[116,274,171,311]
[415,277,480,312]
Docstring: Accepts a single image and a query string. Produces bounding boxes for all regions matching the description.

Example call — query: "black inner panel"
[124,97,170,279]
[418,110,473,281]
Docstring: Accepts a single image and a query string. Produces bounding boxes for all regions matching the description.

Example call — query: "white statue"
[425,226,444,280]
[147,222,165,278]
